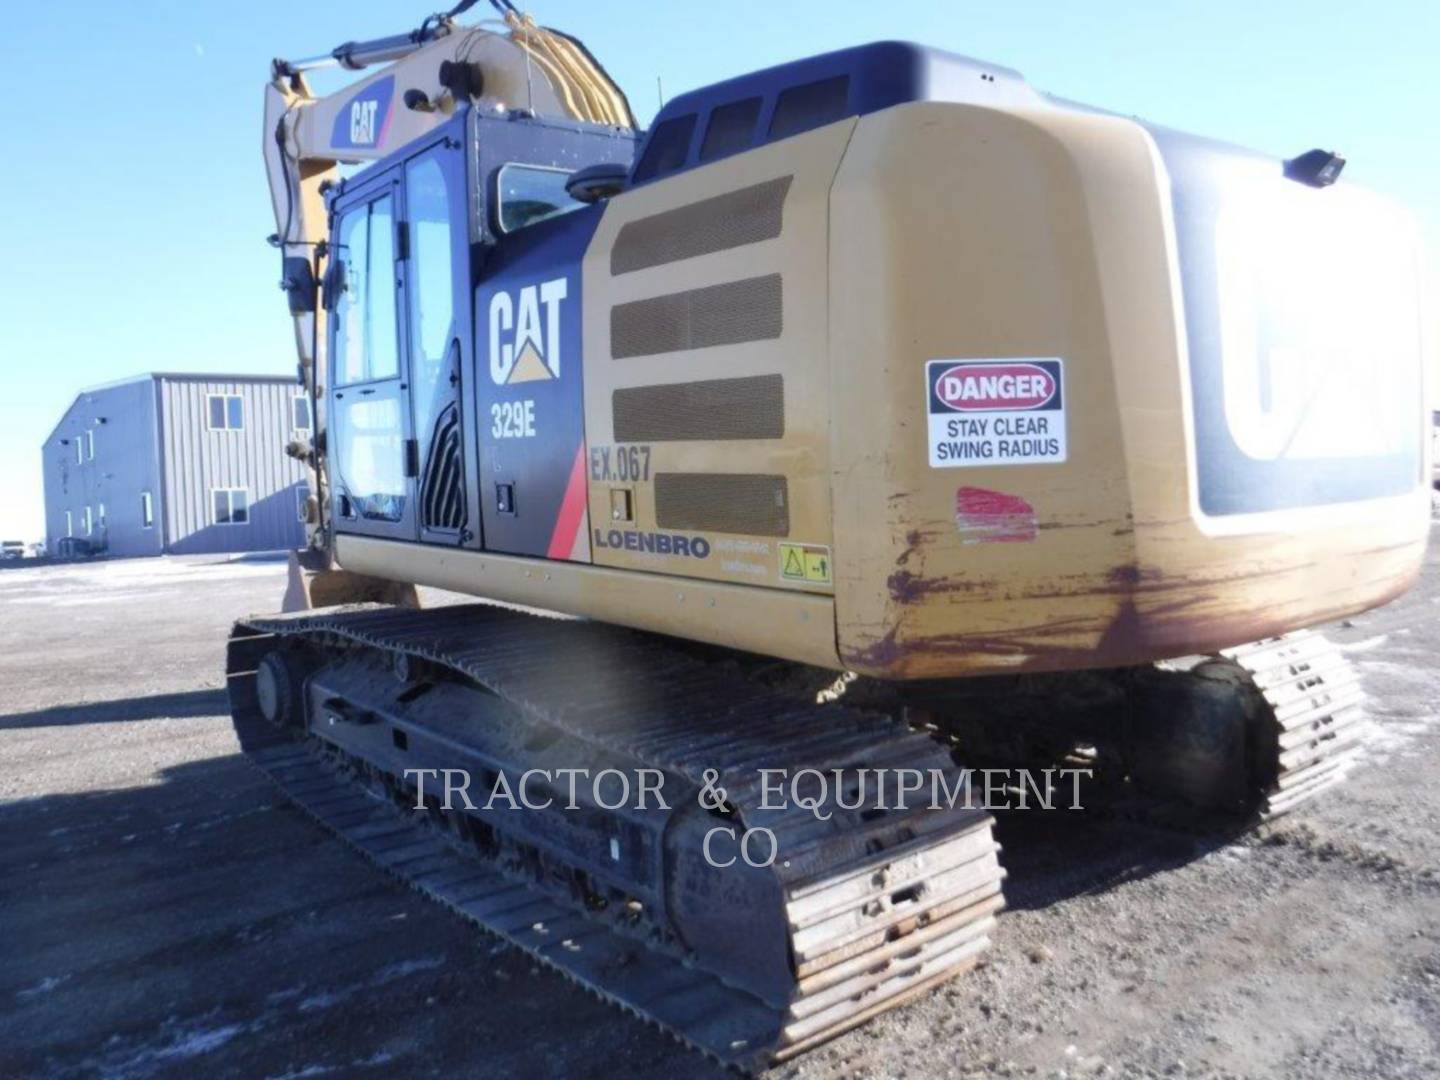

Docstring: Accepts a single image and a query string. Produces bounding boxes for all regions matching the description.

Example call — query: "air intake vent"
[654,473,790,537]
[420,403,465,532]
[611,275,782,359]
[610,177,793,275]
[613,375,784,442]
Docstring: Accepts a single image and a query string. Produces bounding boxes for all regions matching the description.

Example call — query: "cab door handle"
[447,338,462,387]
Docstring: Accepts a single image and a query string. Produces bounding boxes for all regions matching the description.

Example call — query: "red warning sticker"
[927,358,1067,468]
[934,362,1058,411]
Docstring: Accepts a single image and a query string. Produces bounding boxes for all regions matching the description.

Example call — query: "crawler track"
[1221,630,1369,820]
[227,604,1004,1070]
[912,629,1370,830]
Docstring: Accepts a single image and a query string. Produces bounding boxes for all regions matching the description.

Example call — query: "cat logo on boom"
[350,99,379,145]
[330,76,394,150]
[489,278,569,385]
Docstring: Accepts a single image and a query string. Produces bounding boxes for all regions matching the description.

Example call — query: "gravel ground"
[1,540,1437,1080]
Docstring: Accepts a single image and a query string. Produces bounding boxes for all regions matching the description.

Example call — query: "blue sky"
[0,0,1435,541]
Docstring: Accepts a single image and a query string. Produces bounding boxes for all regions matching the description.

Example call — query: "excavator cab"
[322,105,633,554]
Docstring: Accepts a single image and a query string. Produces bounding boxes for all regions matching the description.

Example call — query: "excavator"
[230,1,1431,1067]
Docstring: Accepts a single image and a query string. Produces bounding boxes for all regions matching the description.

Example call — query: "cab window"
[496,164,584,234]
[332,194,399,386]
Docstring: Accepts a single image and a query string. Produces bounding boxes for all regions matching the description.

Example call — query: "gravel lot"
[1,539,1437,1079]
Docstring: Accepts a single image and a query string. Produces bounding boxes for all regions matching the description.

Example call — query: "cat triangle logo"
[507,341,553,384]
[488,278,568,385]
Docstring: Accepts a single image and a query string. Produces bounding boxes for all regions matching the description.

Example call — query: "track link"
[913,629,1370,830]
[227,604,1004,1070]
[1221,629,1369,820]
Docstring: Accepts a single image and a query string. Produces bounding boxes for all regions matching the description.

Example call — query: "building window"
[293,395,312,431]
[212,488,250,525]
[65,510,73,537]
[74,439,83,464]
[296,483,311,522]
[141,491,154,528]
[83,506,93,535]
[98,502,106,531]
[207,394,244,431]
[85,430,95,460]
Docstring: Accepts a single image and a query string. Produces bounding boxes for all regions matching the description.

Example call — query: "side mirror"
[566,162,629,204]
[282,256,318,315]
[1283,148,1345,188]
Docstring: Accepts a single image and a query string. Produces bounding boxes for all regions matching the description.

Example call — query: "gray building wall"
[158,377,309,555]
[42,379,164,558]
[42,374,308,558]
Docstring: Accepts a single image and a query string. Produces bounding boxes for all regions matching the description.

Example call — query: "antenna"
[656,75,665,112]
[521,22,535,113]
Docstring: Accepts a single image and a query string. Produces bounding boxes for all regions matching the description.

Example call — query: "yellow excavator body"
[240,13,1429,1064]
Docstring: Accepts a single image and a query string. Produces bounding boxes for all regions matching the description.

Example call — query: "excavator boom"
[263,3,632,385]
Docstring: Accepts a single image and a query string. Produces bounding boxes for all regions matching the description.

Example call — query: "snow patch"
[265,1064,335,1080]
[374,956,445,983]
[99,1019,249,1078]
[1339,634,1389,654]
[297,956,446,1014]
[151,1024,244,1061]
[17,974,70,999]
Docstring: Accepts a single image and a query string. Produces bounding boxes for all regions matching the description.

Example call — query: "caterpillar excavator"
[231,1,1431,1067]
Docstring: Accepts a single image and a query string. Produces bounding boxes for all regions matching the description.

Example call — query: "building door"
[328,174,417,541]
[402,138,473,545]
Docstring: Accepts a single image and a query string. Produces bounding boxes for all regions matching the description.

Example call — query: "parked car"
[1,541,24,560]
[1433,410,1440,486]
[53,537,95,558]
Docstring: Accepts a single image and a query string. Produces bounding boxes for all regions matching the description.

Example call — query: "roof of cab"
[628,40,1040,186]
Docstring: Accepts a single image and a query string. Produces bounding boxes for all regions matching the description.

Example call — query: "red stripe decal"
[376,99,396,148]
[546,445,589,560]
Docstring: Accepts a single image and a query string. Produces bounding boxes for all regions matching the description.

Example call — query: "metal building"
[42,373,310,557]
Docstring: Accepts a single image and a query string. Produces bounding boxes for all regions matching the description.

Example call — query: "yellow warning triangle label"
[783,547,805,577]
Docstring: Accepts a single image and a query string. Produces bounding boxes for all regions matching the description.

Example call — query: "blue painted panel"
[330,75,397,152]
[475,203,601,559]
[470,116,636,560]
[630,41,1031,186]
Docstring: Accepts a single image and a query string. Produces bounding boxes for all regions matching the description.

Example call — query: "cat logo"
[489,278,569,385]
[330,76,394,150]
[350,99,379,145]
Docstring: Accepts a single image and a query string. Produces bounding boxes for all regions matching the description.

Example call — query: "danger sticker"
[926,358,1066,468]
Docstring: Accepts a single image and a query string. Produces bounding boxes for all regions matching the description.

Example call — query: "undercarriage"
[227,606,1365,1068]
[900,629,1367,824]
[228,605,1006,1068]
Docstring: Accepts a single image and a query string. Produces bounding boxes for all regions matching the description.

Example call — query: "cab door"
[328,173,417,541]
[403,137,475,545]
